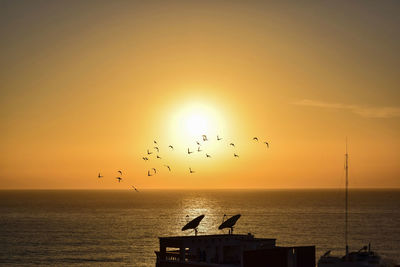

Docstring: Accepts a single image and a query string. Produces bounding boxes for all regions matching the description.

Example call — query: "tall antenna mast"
[345,138,349,258]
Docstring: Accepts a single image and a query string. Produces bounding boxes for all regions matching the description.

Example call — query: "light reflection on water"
[0,189,399,266]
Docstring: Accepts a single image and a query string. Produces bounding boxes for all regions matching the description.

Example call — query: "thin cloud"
[295,99,400,118]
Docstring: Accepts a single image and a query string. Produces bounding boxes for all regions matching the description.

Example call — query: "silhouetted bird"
[147,149,152,155]
[154,140,158,145]
[164,165,171,171]
[197,147,202,152]
[229,143,235,147]
[234,153,239,158]
[98,173,103,178]
[217,135,222,141]
[264,141,269,148]
[196,141,200,146]
[157,155,162,159]
[188,148,193,154]
[142,157,149,161]
[154,146,159,152]
[132,185,139,192]
[116,177,122,183]
[206,154,211,158]
[147,170,152,176]
[202,135,208,141]
[168,145,174,150]
[118,170,123,175]
[189,167,195,174]
[152,168,157,174]
[253,137,259,141]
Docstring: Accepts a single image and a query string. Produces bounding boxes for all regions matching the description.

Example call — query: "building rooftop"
[159,233,275,242]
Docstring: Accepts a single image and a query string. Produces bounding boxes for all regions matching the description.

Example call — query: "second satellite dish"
[218,214,241,234]
[182,215,205,236]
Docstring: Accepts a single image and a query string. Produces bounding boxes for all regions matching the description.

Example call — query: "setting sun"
[184,113,208,137]
[168,102,227,144]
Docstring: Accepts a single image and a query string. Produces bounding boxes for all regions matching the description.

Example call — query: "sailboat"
[318,142,383,267]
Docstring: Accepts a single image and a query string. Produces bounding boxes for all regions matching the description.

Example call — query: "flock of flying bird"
[97,134,269,191]
[142,134,269,175]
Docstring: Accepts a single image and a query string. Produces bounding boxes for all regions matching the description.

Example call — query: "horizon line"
[1,187,399,191]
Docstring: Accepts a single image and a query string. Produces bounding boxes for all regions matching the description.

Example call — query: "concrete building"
[155,233,315,267]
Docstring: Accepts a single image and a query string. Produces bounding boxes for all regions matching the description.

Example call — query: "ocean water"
[0,189,399,266]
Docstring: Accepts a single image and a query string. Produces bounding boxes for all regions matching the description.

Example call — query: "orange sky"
[1,1,399,189]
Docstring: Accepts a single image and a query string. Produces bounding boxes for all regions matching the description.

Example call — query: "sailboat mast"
[345,141,349,257]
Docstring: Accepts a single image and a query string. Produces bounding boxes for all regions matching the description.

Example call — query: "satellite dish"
[181,215,205,236]
[218,214,241,234]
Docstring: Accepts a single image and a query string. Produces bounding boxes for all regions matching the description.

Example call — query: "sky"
[1,0,399,189]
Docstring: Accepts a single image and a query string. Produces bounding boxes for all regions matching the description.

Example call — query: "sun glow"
[169,102,227,145]
[185,113,209,136]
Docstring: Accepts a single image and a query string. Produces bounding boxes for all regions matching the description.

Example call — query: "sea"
[0,189,399,266]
